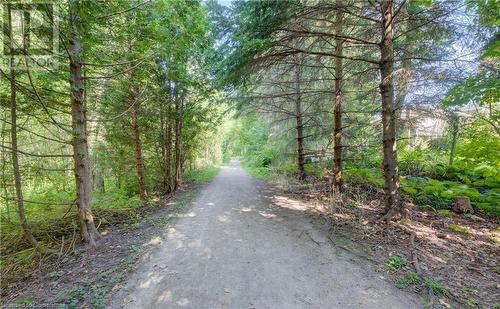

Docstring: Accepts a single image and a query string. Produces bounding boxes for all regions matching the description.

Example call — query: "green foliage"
[449,121,500,169]
[254,146,278,168]
[304,163,326,178]
[387,255,407,271]
[470,0,500,26]
[396,272,445,294]
[48,271,63,279]
[66,284,87,308]
[344,169,385,189]
[224,0,297,85]
[19,295,34,306]
[241,160,279,180]
[423,278,445,294]
[183,167,221,183]
[401,175,499,214]
[463,213,485,222]
[437,209,454,216]
[442,73,500,108]
[396,272,422,289]
[467,298,479,307]
[399,147,429,176]
[93,190,143,210]
[448,223,470,233]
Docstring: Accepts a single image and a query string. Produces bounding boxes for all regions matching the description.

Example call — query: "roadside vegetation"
[217,1,498,307]
[183,166,221,184]
[0,0,226,292]
[0,0,498,308]
[226,116,499,216]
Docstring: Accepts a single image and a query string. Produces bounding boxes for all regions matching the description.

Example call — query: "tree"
[7,3,52,254]
[333,3,344,194]
[68,0,100,247]
[379,0,404,219]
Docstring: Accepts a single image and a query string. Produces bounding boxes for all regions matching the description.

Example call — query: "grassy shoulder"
[183,166,221,183]
[0,168,215,284]
[240,159,279,180]
[2,185,201,308]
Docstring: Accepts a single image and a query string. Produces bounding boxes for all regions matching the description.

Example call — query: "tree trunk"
[164,80,173,193]
[174,87,184,190]
[449,113,459,166]
[1,114,10,223]
[379,0,405,220]
[130,103,148,201]
[333,7,344,194]
[69,0,100,247]
[160,98,166,190]
[92,122,105,194]
[127,35,148,202]
[294,57,306,181]
[9,25,52,253]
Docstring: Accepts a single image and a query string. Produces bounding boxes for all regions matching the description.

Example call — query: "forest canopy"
[0,1,498,305]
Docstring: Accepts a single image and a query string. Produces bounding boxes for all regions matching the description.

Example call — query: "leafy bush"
[255,146,278,168]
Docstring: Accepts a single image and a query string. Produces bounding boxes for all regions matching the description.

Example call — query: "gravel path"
[110,159,421,309]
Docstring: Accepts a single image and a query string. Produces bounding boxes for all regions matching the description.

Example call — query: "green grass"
[240,160,279,180]
[437,209,454,216]
[447,223,470,233]
[396,272,445,294]
[387,255,407,271]
[183,167,221,183]
[396,271,422,289]
[464,213,485,221]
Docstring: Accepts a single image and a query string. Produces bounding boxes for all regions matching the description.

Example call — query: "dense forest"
[0,0,498,308]
[223,0,499,217]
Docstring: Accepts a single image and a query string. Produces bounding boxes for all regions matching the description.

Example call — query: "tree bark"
[379,0,405,220]
[1,115,10,223]
[92,121,105,194]
[294,57,306,181]
[160,96,166,189]
[69,0,100,247]
[130,102,148,201]
[164,80,173,193]
[174,86,184,190]
[333,7,344,194]
[127,35,148,202]
[9,17,51,253]
[449,113,459,166]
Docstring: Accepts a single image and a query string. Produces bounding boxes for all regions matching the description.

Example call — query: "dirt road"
[110,159,421,308]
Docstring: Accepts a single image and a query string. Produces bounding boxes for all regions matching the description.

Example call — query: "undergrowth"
[396,272,445,294]
[183,166,221,183]
[0,166,209,283]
